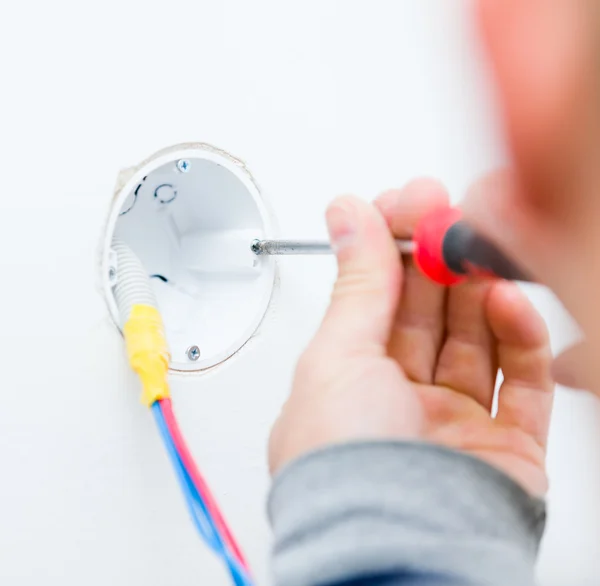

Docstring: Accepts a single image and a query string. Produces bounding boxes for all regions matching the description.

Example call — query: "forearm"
[268,442,546,586]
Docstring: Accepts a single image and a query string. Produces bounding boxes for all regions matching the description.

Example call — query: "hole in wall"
[102,145,276,372]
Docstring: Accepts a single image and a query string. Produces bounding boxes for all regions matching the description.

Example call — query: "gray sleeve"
[268,442,546,586]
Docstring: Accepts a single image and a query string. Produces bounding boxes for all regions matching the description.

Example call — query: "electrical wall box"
[100,143,276,372]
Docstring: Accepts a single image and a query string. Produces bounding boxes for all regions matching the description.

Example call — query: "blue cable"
[152,402,250,585]
[152,402,253,586]
[152,402,218,548]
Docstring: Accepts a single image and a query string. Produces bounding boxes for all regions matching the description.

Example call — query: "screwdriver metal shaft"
[251,239,416,256]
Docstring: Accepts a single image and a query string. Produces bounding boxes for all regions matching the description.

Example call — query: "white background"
[1,1,599,585]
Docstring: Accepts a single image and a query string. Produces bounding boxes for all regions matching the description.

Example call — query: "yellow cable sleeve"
[123,304,171,407]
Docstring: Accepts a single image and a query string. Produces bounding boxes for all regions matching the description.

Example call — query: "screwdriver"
[251,206,531,286]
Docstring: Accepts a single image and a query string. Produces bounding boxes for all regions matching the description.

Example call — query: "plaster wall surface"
[0,2,598,585]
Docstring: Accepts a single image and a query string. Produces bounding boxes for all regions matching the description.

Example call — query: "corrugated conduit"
[111,239,158,327]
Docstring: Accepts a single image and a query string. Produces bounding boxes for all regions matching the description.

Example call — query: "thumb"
[552,341,593,390]
[313,195,402,358]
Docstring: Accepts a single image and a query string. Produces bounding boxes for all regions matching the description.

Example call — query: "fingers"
[311,195,402,360]
[269,195,423,474]
[487,282,554,448]
[374,179,449,383]
[434,281,497,410]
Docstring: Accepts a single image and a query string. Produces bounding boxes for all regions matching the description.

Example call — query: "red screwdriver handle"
[412,207,531,286]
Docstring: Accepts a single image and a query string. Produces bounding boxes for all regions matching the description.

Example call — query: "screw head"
[187,345,201,361]
[108,267,116,281]
[176,159,190,173]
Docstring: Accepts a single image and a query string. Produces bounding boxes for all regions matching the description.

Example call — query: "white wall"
[1,1,599,584]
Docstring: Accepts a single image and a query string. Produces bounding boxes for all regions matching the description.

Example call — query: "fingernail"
[373,191,397,218]
[326,200,357,252]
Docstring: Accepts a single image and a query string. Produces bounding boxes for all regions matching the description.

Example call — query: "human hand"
[269,180,554,497]
[463,1,600,391]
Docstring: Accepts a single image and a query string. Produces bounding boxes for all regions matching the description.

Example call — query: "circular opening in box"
[101,146,276,372]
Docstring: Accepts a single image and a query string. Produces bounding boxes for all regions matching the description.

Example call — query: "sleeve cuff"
[268,441,546,586]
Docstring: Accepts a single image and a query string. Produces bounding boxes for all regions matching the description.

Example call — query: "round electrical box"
[101,143,276,372]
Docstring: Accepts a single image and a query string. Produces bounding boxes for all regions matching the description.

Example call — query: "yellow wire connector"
[123,304,171,407]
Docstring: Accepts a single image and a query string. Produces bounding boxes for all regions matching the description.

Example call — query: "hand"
[463,1,600,392]
[269,180,554,497]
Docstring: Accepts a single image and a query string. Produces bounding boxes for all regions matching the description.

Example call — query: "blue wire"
[152,402,253,586]
[152,402,217,548]
[152,402,248,584]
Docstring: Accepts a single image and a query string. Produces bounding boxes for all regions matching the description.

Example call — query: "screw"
[176,159,190,173]
[187,345,201,361]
